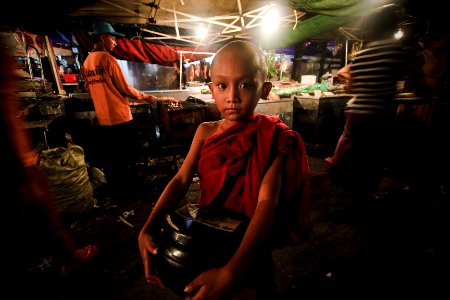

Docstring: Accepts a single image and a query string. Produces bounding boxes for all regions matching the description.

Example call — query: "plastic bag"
[39,144,94,219]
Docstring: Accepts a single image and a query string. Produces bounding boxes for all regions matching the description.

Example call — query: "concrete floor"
[24,140,449,299]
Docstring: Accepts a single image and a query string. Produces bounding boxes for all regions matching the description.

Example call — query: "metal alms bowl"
[152,206,249,295]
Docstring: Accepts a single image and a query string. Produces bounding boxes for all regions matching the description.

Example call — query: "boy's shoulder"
[197,120,221,138]
[199,120,221,129]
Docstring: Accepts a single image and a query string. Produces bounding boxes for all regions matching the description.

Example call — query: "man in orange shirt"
[83,22,178,204]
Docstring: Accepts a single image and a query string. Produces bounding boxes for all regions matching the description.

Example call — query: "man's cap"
[92,22,125,37]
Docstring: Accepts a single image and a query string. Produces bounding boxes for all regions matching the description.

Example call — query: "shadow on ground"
[28,146,449,299]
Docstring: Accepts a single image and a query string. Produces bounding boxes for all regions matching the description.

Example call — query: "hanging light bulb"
[196,24,208,40]
[262,9,280,34]
[394,27,404,39]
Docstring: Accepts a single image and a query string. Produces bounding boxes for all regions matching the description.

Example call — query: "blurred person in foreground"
[322,4,430,206]
[394,30,449,199]
[138,40,310,299]
[398,31,449,126]
[82,21,178,204]
[1,36,98,298]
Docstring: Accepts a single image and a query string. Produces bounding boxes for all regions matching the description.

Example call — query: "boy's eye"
[216,83,226,90]
[214,82,251,90]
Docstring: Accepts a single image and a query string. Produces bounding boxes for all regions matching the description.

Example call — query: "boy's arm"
[138,123,206,284]
[184,154,284,298]
[225,154,283,274]
[139,123,206,233]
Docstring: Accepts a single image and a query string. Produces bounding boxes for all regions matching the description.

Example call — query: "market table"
[292,94,352,149]
[187,93,294,129]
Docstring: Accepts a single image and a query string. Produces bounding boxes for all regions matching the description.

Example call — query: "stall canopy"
[1,0,442,64]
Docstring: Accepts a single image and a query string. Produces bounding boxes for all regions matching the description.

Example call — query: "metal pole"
[44,35,65,95]
[179,51,183,90]
[345,39,348,65]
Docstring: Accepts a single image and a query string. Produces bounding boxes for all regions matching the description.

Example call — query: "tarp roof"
[1,0,446,62]
[1,0,384,47]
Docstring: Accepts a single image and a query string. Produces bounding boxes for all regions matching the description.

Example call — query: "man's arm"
[109,58,178,104]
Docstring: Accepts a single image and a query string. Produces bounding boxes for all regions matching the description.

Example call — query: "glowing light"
[196,24,208,40]
[394,28,404,40]
[262,9,280,34]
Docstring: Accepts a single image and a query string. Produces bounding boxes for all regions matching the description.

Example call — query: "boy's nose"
[227,86,240,103]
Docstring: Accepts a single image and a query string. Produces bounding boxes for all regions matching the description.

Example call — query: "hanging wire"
[293,9,298,30]
[131,0,161,41]
[129,0,213,65]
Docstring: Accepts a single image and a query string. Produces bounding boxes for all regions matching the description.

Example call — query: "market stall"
[186,91,294,129]
[292,94,352,149]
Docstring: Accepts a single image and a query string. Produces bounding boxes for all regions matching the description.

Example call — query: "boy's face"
[208,48,271,122]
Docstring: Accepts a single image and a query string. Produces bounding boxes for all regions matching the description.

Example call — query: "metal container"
[152,205,248,295]
[292,95,351,148]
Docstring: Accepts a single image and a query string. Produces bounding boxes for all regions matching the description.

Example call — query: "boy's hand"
[138,231,164,288]
[184,267,234,300]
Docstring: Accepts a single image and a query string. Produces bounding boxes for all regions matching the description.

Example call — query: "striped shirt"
[346,38,422,115]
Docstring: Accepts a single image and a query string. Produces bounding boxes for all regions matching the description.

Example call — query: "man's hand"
[142,94,157,104]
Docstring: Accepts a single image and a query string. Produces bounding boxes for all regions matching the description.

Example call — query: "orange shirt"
[83,51,147,125]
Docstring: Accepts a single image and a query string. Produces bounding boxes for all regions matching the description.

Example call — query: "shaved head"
[211,40,268,81]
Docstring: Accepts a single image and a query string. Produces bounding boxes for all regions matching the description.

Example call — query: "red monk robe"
[197,114,311,247]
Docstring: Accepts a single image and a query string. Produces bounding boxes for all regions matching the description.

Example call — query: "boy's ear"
[208,82,213,93]
[261,81,272,100]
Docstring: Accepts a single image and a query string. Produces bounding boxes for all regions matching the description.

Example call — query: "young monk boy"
[138,40,310,299]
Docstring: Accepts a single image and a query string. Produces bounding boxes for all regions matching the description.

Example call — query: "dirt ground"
[26,144,449,299]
